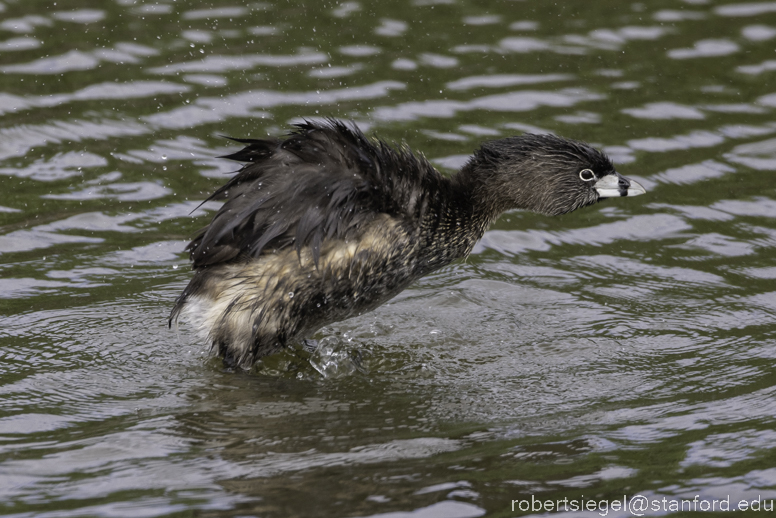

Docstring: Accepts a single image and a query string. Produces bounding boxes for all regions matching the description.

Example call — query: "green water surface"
[1,0,775,516]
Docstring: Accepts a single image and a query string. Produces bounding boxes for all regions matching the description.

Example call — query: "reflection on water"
[1,0,775,516]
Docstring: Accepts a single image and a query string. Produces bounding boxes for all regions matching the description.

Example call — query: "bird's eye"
[579,169,595,182]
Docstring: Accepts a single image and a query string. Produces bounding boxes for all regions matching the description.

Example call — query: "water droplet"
[288,292,294,298]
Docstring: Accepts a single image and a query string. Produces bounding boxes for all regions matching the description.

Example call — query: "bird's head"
[463,133,645,217]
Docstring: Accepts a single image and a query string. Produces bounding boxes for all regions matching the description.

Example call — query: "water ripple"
[147,51,328,75]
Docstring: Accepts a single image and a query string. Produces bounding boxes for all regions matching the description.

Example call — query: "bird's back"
[188,120,446,268]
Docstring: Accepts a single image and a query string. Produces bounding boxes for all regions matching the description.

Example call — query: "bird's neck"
[450,158,513,223]
[413,173,497,273]
[452,156,522,219]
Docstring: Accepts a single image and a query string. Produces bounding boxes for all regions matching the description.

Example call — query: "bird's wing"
[187,120,445,268]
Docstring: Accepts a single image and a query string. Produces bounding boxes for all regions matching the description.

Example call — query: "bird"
[170,119,645,368]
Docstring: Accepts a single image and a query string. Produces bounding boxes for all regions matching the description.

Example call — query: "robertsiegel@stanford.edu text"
[511,494,774,515]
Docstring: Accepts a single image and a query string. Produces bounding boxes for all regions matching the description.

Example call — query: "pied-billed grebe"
[171,119,645,368]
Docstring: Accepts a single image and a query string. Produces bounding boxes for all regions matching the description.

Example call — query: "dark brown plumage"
[171,119,645,368]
